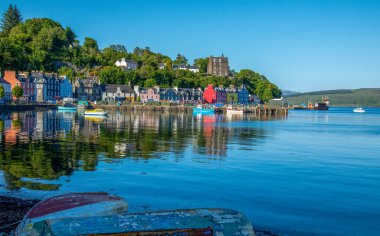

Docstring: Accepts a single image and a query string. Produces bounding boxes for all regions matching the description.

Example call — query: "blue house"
[238,85,250,104]
[59,76,73,99]
[160,88,178,101]
[43,73,60,101]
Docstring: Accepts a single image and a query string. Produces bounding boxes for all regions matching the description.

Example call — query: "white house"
[102,84,135,102]
[115,58,138,71]
[172,64,199,73]
[158,63,166,69]
[0,78,12,101]
[188,66,200,73]
[172,64,188,70]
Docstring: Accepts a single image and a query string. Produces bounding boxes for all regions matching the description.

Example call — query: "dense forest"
[0,4,282,102]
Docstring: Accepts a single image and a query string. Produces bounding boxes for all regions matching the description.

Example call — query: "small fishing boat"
[83,108,108,116]
[193,105,215,114]
[226,106,244,114]
[353,107,365,113]
[57,103,77,111]
[15,192,128,236]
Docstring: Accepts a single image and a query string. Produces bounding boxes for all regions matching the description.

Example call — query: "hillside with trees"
[285,88,380,107]
[0,4,282,102]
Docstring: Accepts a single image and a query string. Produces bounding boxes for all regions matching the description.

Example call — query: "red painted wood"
[27,192,121,219]
[203,85,216,104]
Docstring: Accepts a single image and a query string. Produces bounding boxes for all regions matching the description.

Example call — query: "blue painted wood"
[29,208,255,236]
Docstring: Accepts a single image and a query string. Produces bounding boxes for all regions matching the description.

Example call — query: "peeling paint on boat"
[28,208,254,236]
[15,192,128,236]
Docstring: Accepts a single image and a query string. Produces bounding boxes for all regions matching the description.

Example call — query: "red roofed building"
[203,84,216,104]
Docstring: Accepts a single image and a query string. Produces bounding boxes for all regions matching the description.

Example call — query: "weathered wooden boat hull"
[27,208,255,236]
[15,192,128,236]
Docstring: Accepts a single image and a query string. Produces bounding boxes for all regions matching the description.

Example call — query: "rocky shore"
[0,196,39,234]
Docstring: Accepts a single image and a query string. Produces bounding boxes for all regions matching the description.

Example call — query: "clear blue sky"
[2,0,380,92]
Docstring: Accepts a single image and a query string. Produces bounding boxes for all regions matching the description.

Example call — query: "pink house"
[139,87,160,103]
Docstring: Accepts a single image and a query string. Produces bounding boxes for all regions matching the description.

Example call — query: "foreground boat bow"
[15,192,128,236]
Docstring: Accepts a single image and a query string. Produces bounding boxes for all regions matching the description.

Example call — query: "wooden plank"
[29,208,255,236]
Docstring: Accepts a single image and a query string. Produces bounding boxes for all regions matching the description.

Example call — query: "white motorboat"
[226,106,243,114]
[353,108,365,113]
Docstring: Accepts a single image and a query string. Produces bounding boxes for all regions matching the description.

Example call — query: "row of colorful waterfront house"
[0,70,260,104]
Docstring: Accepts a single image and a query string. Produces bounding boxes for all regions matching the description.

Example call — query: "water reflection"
[0,110,282,191]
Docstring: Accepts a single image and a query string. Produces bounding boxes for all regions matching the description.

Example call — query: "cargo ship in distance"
[314,96,329,110]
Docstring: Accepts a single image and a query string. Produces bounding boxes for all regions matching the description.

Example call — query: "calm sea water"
[1,107,380,235]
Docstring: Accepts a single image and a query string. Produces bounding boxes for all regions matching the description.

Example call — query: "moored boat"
[353,107,365,113]
[193,105,215,114]
[314,102,329,110]
[83,108,108,116]
[226,106,244,114]
[15,192,128,236]
[57,103,77,111]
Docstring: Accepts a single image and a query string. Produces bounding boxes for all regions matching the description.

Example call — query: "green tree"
[99,66,126,84]
[12,85,23,100]
[0,4,23,34]
[58,66,74,80]
[110,44,127,53]
[101,45,128,66]
[0,85,4,98]
[194,57,208,73]
[80,37,100,67]
[83,37,99,53]
[164,58,172,70]
[173,53,187,65]
[65,27,76,46]
[144,78,156,87]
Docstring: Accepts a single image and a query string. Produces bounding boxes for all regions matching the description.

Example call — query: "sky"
[1,0,380,92]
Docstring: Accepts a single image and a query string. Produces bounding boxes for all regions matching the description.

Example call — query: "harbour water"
[1,107,379,235]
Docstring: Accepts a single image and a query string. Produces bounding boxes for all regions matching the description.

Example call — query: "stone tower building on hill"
[207,54,229,76]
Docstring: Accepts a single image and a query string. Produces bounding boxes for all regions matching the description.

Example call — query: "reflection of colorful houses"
[202,115,227,156]
[3,114,21,146]
[203,84,217,104]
